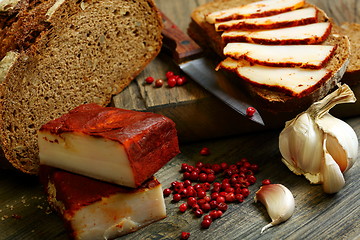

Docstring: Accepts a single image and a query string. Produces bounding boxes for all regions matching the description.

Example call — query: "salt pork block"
[39,166,166,240]
[38,103,180,188]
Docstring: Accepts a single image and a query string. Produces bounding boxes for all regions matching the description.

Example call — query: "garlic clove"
[254,184,295,233]
[321,136,346,194]
[316,114,359,172]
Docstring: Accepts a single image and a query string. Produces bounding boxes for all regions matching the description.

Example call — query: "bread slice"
[188,0,350,112]
[0,0,163,174]
[335,22,360,86]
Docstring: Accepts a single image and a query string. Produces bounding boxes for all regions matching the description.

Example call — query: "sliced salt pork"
[40,166,167,240]
[223,42,336,69]
[206,0,305,24]
[217,58,331,97]
[222,22,332,45]
[38,103,180,188]
[215,7,318,31]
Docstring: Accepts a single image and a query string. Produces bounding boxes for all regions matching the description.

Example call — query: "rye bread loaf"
[0,0,163,174]
[188,0,350,112]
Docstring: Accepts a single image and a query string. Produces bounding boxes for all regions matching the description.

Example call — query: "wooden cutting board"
[112,0,360,142]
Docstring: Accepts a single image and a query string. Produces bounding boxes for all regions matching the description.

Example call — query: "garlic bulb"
[254,184,295,233]
[279,84,359,193]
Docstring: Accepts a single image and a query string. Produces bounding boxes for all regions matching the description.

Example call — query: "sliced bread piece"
[336,22,360,86]
[0,0,163,174]
[188,0,350,112]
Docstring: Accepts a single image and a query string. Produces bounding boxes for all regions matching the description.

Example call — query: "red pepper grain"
[216,210,223,218]
[250,164,260,172]
[209,210,218,220]
[203,214,212,221]
[167,76,177,87]
[241,188,250,197]
[197,199,206,206]
[187,197,197,207]
[198,173,208,182]
[173,194,181,202]
[247,175,257,185]
[187,165,194,172]
[194,209,204,217]
[196,162,204,168]
[182,172,191,180]
[203,196,211,202]
[216,196,225,204]
[145,76,154,84]
[201,219,212,229]
[190,171,199,181]
[217,202,228,212]
[183,180,192,187]
[165,71,174,78]
[179,188,188,198]
[262,179,271,185]
[177,76,187,85]
[220,162,229,170]
[201,203,211,212]
[202,182,211,191]
[246,107,256,117]
[211,192,219,200]
[179,203,188,213]
[207,174,216,183]
[181,163,188,172]
[180,232,190,240]
[225,193,236,203]
[155,79,163,87]
[187,189,197,197]
[235,194,244,203]
[200,147,210,156]
[211,164,222,173]
[163,188,172,197]
[209,200,218,209]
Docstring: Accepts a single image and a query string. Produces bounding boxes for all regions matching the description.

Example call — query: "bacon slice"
[223,42,336,69]
[215,7,318,31]
[206,0,305,24]
[217,58,332,97]
[222,22,332,45]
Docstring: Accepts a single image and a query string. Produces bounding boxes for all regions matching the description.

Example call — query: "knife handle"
[160,11,203,64]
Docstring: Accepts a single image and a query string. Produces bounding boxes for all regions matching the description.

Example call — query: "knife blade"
[160,12,265,126]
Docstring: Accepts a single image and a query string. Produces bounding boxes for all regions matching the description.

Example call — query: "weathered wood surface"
[113,0,360,142]
[0,0,359,239]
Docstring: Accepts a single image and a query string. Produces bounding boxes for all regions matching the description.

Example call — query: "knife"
[160,12,265,126]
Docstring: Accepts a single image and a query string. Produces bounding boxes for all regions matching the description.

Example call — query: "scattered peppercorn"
[167,76,177,87]
[246,107,256,117]
[262,179,271,185]
[145,76,154,84]
[200,147,210,156]
[155,79,164,87]
[180,232,190,240]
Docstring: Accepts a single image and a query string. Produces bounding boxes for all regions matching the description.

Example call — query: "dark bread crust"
[0,0,163,174]
[334,22,360,86]
[188,0,350,113]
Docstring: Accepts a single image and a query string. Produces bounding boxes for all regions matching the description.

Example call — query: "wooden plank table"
[0,0,359,239]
